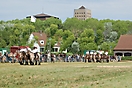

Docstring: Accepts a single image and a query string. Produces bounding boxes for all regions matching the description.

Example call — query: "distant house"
[28,32,61,52]
[113,35,132,57]
[53,42,61,52]
[28,32,47,52]
[26,13,59,21]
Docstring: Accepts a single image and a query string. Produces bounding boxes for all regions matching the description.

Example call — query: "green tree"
[103,22,112,42]
[60,35,75,52]
[71,41,80,54]
[112,20,128,38]
[95,29,103,45]
[63,18,84,39]
[50,24,58,36]
[54,29,63,41]
[77,29,97,53]
[43,17,62,29]
[100,42,109,51]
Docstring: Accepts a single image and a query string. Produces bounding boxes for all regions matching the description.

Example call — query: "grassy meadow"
[0,61,132,88]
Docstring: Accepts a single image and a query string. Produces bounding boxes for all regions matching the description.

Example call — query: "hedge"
[122,56,132,60]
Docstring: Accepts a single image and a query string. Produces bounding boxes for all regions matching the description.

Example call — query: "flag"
[31,16,36,22]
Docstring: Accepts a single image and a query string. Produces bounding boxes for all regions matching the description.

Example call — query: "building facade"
[74,6,91,20]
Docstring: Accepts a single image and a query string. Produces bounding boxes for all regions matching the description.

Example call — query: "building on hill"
[26,13,59,21]
[74,6,91,20]
[113,35,132,57]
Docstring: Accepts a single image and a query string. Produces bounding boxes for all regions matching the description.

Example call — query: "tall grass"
[0,62,132,88]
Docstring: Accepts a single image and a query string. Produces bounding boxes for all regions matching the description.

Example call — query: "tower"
[74,6,91,20]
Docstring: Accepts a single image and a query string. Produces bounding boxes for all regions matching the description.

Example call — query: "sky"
[0,0,132,22]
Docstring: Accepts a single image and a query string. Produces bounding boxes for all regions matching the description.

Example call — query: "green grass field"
[0,61,132,88]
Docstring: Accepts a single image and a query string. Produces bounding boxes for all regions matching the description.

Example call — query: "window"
[54,48,58,52]
[40,48,44,52]
[40,40,44,45]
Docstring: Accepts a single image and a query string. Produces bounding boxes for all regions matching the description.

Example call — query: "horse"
[110,55,117,62]
[95,53,101,62]
[84,54,90,63]
[34,52,41,65]
[92,54,96,63]
[17,51,27,65]
[100,54,109,63]
[26,50,34,65]
[0,53,7,63]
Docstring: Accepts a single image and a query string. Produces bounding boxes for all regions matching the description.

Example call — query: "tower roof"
[79,6,86,9]
[33,13,51,17]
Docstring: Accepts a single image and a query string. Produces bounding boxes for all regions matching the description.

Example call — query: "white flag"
[31,16,36,22]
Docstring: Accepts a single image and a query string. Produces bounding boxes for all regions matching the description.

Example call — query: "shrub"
[122,56,132,60]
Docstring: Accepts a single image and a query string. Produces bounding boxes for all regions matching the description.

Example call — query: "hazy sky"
[0,0,132,22]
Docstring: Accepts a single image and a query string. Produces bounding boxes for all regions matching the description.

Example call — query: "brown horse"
[84,54,90,63]
[34,52,41,65]
[95,53,102,62]
[92,54,97,63]
[26,50,33,65]
[100,54,109,63]
[18,51,27,65]
[18,50,41,65]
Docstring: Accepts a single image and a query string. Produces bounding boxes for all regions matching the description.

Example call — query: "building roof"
[114,35,132,51]
[26,13,59,20]
[54,42,61,47]
[33,13,51,17]
[79,6,86,9]
[32,32,47,47]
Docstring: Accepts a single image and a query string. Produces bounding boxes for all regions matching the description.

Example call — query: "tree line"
[0,17,132,55]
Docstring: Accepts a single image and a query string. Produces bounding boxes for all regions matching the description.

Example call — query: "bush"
[66,53,73,56]
[122,56,132,60]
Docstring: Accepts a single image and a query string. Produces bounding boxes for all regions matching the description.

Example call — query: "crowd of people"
[0,50,121,64]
